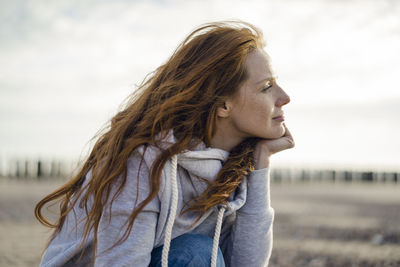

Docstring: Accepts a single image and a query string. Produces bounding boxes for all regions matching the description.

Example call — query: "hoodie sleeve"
[95,153,160,267]
[225,168,274,267]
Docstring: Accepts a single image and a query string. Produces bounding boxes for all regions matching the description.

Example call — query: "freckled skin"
[228,49,291,140]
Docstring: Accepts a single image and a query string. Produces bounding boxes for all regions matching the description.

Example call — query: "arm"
[95,154,160,267]
[226,168,274,267]
[225,123,294,266]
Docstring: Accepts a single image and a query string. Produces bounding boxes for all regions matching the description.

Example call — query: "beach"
[0,179,399,266]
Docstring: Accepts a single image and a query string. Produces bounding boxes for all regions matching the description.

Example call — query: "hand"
[254,123,295,169]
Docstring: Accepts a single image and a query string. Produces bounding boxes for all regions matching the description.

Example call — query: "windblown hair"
[35,20,265,254]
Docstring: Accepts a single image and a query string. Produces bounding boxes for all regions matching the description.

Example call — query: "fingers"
[282,123,295,148]
[254,123,295,159]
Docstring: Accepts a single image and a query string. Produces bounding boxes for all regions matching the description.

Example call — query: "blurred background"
[0,0,399,266]
[1,0,400,171]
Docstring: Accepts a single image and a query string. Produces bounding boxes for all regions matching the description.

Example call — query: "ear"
[216,100,233,118]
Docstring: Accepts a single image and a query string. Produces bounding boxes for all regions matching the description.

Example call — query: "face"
[226,49,290,140]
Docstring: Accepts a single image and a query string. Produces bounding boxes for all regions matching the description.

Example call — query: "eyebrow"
[255,76,278,85]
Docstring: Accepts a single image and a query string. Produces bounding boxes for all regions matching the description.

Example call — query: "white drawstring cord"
[161,155,178,267]
[211,204,226,267]
[161,154,225,267]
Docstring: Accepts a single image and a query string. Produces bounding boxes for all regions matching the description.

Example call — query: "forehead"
[245,49,276,84]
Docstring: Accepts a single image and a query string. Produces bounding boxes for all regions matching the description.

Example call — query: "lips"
[272,115,285,122]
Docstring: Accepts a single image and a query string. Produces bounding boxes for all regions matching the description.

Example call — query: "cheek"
[254,98,273,121]
[243,98,273,129]
[230,93,276,136]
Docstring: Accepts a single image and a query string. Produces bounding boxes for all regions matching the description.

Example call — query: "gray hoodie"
[40,133,274,266]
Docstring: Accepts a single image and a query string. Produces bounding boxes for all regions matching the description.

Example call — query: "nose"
[276,86,290,107]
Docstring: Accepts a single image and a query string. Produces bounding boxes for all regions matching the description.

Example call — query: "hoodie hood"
[178,145,247,213]
[178,145,229,181]
[155,130,230,180]
[138,131,247,214]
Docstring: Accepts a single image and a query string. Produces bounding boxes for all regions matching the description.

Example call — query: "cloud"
[1,0,399,167]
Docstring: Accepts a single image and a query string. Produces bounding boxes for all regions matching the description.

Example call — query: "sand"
[0,178,399,266]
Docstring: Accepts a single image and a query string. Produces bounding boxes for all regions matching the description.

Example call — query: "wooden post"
[37,160,42,179]
[24,160,29,178]
[344,171,352,182]
[15,160,21,178]
[361,172,373,182]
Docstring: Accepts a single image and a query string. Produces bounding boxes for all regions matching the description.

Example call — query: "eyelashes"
[260,77,278,92]
[262,81,273,91]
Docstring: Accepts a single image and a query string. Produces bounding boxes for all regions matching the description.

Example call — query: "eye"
[262,81,273,91]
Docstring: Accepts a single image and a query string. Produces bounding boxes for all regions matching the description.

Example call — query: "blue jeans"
[149,234,226,267]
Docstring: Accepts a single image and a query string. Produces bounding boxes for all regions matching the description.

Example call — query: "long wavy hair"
[35,20,264,254]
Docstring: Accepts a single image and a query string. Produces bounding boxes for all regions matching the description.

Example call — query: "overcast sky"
[1,0,399,171]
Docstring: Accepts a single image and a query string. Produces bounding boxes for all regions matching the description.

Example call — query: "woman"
[35,21,294,267]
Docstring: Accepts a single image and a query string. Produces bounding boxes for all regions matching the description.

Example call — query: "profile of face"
[222,49,290,141]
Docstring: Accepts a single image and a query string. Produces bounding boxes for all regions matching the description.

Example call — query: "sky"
[1,0,399,172]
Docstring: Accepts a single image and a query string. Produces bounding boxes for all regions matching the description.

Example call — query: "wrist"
[254,150,271,169]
